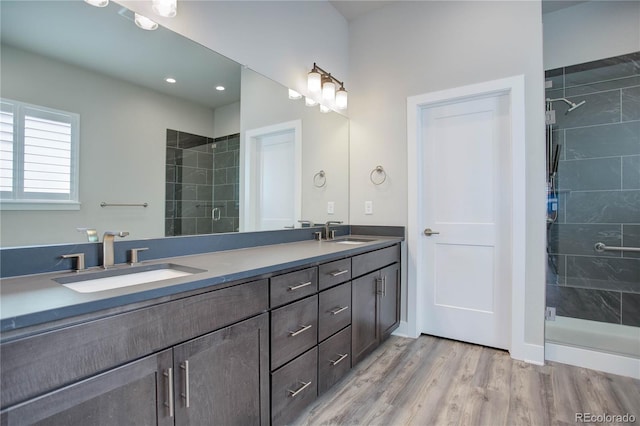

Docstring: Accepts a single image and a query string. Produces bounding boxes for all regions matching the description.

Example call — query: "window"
[0,99,79,209]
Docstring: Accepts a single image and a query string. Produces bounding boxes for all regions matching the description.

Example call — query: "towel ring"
[370,165,387,185]
[313,170,327,188]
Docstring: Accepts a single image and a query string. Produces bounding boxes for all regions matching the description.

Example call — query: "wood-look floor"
[296,335,640,426]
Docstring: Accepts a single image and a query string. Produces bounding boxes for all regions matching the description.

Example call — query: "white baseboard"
[546,342,640,379]
[392,321,412,338]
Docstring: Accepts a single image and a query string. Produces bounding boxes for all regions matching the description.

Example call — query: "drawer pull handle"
[330,269,349,277]
[288,380,313,398]
[288,281,312,291]
[330,353,349,366]
[289,324,312,337]
[330,306,349,315]
[163,368,174,417]
[180,360,190,408]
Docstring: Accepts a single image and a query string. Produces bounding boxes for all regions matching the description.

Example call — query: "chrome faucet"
[102,231,129,268]
[324,221,343,240]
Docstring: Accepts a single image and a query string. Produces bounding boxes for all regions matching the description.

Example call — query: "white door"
[256,131,295,230]
[420,93,511,350]
[243,120,302,231]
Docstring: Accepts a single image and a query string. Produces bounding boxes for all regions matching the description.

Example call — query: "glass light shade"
[305,97,317,107]
[335,88,348,110]
[152,0,177,17]
[288,89,302,100]
[308,70,321,93]
[84,0,109,7]
[322,80,336,102]
[134,13,158,30]
[319,104,330,114]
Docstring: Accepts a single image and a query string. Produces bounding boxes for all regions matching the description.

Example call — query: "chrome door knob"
[423,228,440,236]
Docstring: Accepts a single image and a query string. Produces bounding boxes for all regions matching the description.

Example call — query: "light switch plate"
[327,201,335,214]
[365,201,373,215]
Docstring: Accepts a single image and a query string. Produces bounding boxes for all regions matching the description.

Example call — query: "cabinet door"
[351,270,379,365]
[173,313,269,426]
[0,350,173,426]
[378,263,400,341]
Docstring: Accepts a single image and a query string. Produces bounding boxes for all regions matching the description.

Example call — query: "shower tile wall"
[165,130,240,236]
[546,52,640,327]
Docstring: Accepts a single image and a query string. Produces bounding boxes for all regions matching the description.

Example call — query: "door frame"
[406,75,532,362]
[241,120,302,232]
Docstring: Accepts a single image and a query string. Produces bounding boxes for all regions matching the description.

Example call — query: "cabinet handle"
[288,324,312,337]
[330,353,349,366]
[330,269,349,277]
[163,368,174,418]
[376,277,383,296]
[288,381,312,398]
[382,275,387,297]
[288,281,312,291]
[180,360,190,408]
[330,306,349,315]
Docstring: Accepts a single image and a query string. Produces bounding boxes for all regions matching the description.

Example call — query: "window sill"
[0,201,81,211]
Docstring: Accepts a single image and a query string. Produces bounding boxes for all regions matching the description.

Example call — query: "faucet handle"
[77,228,98,242]
[129,247,149,265]
[61,253,86,272]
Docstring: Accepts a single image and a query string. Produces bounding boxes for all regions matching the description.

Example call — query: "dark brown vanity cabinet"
[351,245,401,365]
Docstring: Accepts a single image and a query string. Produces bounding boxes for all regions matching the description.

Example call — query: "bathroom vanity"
[0,236,401,425]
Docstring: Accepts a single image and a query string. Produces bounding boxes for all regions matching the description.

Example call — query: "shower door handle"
[212,207,221,221]
[423,228,440,236]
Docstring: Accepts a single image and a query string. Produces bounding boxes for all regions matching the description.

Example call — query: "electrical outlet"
[327,201,335,214]
[365,201,373,215]
[545,307,556,321]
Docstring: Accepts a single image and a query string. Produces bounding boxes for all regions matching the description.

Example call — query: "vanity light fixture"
[134,13,158,30]
[165,77,176,84]
[288,89,302,100]
[305,97,318,107]
[307,63,348,110]
[84,0,109,7]
[152,0,177,18]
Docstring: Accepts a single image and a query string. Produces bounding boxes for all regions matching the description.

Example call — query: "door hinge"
[545,307,556,321]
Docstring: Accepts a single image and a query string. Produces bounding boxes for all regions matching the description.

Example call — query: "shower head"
[566,99,586,112]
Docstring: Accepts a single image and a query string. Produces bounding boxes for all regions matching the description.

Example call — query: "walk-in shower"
[544,51,640,377]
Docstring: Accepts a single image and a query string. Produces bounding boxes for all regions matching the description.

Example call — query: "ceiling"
[329,0,589,21]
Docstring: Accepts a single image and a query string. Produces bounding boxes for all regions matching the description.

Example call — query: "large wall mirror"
[0,1,349,248]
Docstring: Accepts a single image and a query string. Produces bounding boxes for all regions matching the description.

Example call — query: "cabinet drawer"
[318,258,351,291]
[1,279,268,409]
[271,347,317,426]
[270,267,318,308]
[352,244,400,278]
[318,325,351,395]
[318,282,351,342]
[270,295,318,370]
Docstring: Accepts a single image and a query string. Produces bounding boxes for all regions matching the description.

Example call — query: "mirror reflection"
[0,1,349,248]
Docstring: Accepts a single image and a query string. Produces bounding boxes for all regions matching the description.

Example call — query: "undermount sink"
[55,263,206,293]
[331,237,376,245]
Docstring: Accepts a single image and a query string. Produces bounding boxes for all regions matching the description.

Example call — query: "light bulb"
[308,69,321,93]
[134,13,158,30]
[319,104,330,114]
[335,87,348,110]
[152,0,177,17]
[322,79,336,102]
[305,97,318,107]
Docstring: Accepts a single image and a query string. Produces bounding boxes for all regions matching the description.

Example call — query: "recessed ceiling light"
[85,0,109,7]
[215,86,225,91]
[134,13,158,31]
[165,77,177,84]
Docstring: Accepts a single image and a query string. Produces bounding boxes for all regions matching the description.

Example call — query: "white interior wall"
[347,1,546,346]
[213,101,240,138]
[0,45,215,247]
[115,0,349,100]
[543,1,640,69]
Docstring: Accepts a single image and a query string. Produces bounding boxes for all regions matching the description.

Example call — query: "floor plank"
[296,335,640,426]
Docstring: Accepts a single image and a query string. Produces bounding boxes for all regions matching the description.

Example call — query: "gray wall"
[0,45,217,246]
[546,52,640,327]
